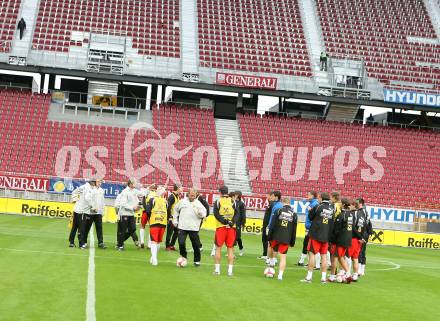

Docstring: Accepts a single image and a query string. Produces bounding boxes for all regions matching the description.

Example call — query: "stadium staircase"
[298,0,330,87]
[325,102,360,122]
[215,118,252,194]
[9,0,39,58]
[181,0,199,77]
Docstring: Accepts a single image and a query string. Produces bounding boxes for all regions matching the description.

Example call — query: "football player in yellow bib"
[140,184,157,249]
[213,186,238,276]
[144,186,167,266]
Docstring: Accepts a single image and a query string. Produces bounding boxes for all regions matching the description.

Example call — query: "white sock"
[306,270,313,280]
[299,253,306,263]
[150,243,157,262]
[139,228,145,244]
[278,270,284,280]
[228,265,233,275]
[360,264,365,274]
[215,264,220,273]
[329,274,336,280]
[348,259,353,272]
[321,272,327,281]
[345,270,351,277]
[270,258,276,266]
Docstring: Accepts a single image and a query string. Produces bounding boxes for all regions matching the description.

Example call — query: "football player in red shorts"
[140,184,157,249]
[301,192,335,283]
[213,186,238,276]
[328,198,354,283]
[348,199,368,281]
[267,197,297,280]
[144,186,167,265]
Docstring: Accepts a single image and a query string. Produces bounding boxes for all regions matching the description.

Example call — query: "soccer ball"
[176,257,187,268]
[336,275,344,283]
[264,267,275,278]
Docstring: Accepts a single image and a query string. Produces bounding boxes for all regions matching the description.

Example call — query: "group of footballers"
[296,191,373,283]
[68,179,372,283]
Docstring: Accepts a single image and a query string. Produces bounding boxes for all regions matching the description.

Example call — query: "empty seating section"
[152,104,223,189]
[239,113,440,208]
[0,91,221,190]
[32,0,180,57]
[0,0,21,53]
[197,0,312,76]
[316,0,440,89]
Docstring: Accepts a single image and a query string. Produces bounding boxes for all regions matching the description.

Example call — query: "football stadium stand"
[316,0,440,90]
[32,0,180,57]
[0,0,21,53]
[1,90,439,209]
[238,112,440,208]
[0,90,221,190]
[197,0,312,77]
[0,0,438,96]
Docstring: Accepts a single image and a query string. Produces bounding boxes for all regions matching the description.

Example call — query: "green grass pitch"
[0,215,439,321]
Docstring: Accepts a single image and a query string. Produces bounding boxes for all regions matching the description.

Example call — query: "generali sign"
[0,173,49,192]
[216,72,278,90]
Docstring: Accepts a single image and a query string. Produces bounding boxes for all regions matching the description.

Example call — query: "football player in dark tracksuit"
[165,184,182,251]
[259,191,275,259]
[197,193,209,250]
[234,191,246,256]
[349,200,368,281]
[298,191,319,266]
[357,198,372,276]
[301,192,334,283]
[267,197,297,280]
[328,198,354,283]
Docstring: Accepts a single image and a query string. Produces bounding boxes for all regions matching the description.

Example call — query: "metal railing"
[63,102,141,120]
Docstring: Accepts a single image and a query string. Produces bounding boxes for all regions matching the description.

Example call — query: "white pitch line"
[368,260,401,271]
[86,232,96,321]
[0,246,412,272]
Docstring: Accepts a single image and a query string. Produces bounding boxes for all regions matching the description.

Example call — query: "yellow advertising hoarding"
[369,229,440,249]
[1,197,438,249]
[0,198,119,223]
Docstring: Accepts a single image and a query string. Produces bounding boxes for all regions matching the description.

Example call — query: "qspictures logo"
[54,122,387,189]
[21,203,73,218]
[407,237,440,249]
